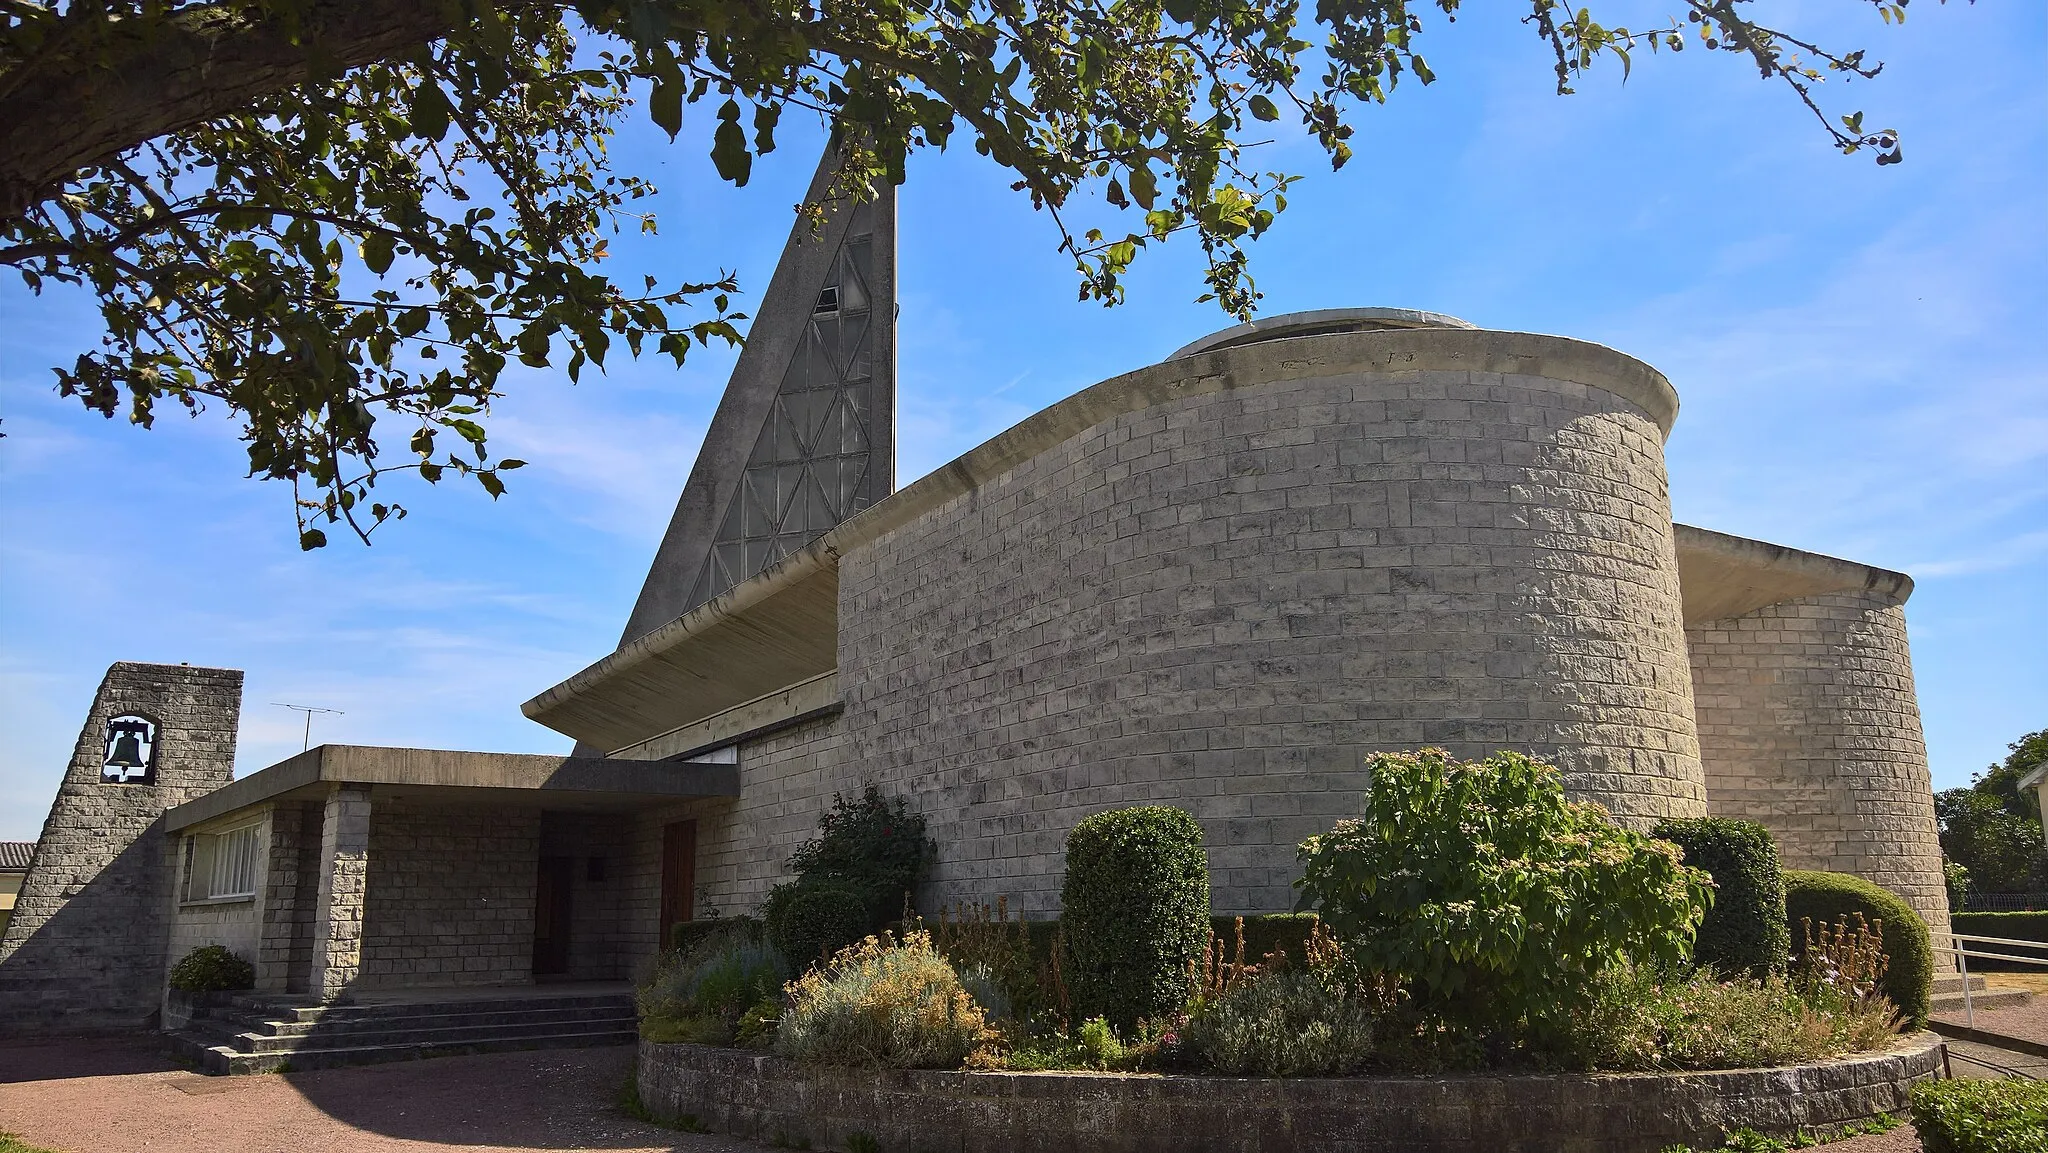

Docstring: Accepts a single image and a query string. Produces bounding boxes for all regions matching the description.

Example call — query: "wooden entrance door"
[532,855,573,977]
[660,820,697,951]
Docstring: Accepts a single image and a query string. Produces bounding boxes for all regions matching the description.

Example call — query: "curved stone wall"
[835,328,1705,915]
[1689,590,1952,937]
[637,1034,1945,1153]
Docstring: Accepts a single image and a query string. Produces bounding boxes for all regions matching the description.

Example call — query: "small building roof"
[166,745,738,832]
[0,842,34,871]
[2017,761,2048,792]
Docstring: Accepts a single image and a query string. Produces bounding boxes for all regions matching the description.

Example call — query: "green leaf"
[298,528,328,550]
[650,80,684,139]
[408,82,452,143]
[711,100,752,186]
[1248,94,1279,122]
[360,233,396,275]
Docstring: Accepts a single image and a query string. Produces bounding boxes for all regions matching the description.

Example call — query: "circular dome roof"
[1169,306,1477,360]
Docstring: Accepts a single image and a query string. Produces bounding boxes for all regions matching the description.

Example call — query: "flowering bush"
[775,931,997,1068]
[1295,749,1711,1045]
[1554,961,1899,1072]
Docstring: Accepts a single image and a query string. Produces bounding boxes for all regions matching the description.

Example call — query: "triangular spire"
[615,144,897,650]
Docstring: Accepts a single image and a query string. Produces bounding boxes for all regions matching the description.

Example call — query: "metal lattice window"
[687,229,884,611]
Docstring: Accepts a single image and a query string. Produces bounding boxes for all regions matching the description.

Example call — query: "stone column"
[309,785,372,1001]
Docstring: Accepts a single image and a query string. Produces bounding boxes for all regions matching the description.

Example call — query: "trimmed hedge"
[1652,817,1791,976]
[1910,1078,2048,1153]
[1950,911,2048,970]
[1210,913,1321,968]
[1784,870,1933,1026]
[1062,806,1211,1033]
[765,881,872,966]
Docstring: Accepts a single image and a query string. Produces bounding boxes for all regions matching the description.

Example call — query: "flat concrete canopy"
[1673,523,1912,625]
[165,745,739,832]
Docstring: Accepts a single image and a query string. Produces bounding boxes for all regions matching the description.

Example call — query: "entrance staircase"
[166,986,637,1075]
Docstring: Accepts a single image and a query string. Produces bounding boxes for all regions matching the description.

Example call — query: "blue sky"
[3,4,2042,841]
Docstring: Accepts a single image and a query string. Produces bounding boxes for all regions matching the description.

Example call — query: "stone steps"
[166,990,637,1075]
[1931,989,2034,1014]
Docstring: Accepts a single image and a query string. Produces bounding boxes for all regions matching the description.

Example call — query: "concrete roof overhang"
[1672,524,1912,625]
[165,745,738,832]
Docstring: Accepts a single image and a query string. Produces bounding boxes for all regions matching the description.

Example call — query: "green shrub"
[1652,817,1791,977]
[638,938,789,1045]
[1182,955,1380,1076]
[1950,911,2048,970]
[787,785,935,927]
[1783,870,1932,1026]
[1910,1078,2048,1153]
[1210,913,1321,969]
[775,930,995,1068]
[168,945,254,992]
[670,916,760,957]
[765,880,872,967]
[1295,749,1711,1044]
[1555,961,1899,1072]
[1061,806,1211,1032]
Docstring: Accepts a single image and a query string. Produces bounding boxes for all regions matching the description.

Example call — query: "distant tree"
[1,1,1937,546]
[1936,728,2047,895]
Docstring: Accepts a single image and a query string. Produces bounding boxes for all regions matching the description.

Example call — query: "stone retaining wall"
[637,1034,1944,1153]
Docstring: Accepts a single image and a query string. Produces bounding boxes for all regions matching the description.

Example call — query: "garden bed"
[636,1032,1945,1153]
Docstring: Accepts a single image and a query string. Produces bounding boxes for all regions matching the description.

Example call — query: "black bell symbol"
[107,731,145,768]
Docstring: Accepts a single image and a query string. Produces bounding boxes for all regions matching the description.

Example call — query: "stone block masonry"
[836,365,1707,916]
[0,663,242,1032]
[638,1032,1945,1153]
[357,801,540,989]
[1690,591,1953,940]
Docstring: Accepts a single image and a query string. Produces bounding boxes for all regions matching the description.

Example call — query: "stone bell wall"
[0,662,242,1032]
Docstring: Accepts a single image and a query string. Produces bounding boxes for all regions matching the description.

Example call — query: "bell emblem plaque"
[102,715,159,784]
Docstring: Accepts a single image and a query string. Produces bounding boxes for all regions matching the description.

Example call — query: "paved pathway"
[0,1038,764,1153]
[0,1035,1955,1153]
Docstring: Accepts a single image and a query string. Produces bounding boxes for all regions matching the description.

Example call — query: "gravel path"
[0,1038,765,1153]
[1934,998,2048,1046]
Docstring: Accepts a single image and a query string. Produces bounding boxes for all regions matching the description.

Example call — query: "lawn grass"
[0,1132,63,1153]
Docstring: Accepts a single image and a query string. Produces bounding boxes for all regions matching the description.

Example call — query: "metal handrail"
[1929,929,2048,1027]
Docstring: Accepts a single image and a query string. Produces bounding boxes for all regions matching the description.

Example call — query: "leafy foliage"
[1936,728,2048,894]
[787,785,934,926]
[1782,870,1932,1026]
[167,944,254,992]
[1909,1077,2048,1153]
[1060,805,1212,1033]
[1210,912,1322,970]
[0,1,1930,543]
[774,930,997,1068]
[764,879,872,968]
[764,786,935,967]
[1294,748,1711,1045]
[1652,817,1792,977]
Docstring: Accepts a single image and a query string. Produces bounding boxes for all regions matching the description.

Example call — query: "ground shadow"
[0,1035,179,1084]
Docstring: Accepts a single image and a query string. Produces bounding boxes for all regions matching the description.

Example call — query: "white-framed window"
[182,823,260,902]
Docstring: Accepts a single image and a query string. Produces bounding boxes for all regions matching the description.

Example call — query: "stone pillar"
[0,663,241,1032]
[255,801,311,993]
[309,785,372,1001]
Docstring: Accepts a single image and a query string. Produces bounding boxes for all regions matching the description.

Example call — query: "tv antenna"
[273,703,344,752]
